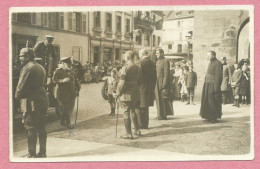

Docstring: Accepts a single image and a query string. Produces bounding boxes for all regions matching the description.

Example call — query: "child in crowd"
[231,63,242,107]
[179,66,188,102]
[185,65,197,105]
[107,68,118,116]
[240,61,250,104]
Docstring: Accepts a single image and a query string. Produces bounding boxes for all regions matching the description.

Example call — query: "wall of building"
[193,10,249,101]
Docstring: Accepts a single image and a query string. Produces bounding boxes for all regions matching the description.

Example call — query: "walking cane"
[74,95,79,124]
[115,98,120,138]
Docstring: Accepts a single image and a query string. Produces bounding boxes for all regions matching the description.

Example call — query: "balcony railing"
[134,17,154,30]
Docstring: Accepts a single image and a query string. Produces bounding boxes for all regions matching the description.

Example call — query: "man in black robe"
[200,50,223,123]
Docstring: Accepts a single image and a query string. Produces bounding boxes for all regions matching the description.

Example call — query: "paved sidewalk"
[12,83,253,161]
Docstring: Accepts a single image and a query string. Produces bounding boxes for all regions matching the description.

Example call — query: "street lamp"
[185,32,192,60]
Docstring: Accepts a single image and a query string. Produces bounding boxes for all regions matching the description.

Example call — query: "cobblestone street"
[12,82,252,161]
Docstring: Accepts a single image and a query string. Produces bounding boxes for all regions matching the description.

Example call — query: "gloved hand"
[47,77,52,85]
[62,77,70,83]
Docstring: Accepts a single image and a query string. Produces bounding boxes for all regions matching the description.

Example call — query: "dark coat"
[200,58,223,120]
[137,57,156,108]
[15,61,48,114]
[221,64,232,91]
[33,41,57,77]
[154,57,173,117]
[117,62,142,106]
[149,52,157,64]
[52,67,81,104]
[185,71,197,88]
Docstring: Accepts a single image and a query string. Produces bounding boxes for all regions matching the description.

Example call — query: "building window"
[12,13,17,22]
[153,15,156,22]
[94,12,101,28]
[106,13,112,31]
[153,35,156,47]
[116,16,121,32]
[145,35,150,46]
[168,44,172,50]
[59,12,64,30]
[17,13,31,24]
[75,12,82,33]
[188,11,194,15]
[136,35,142,45]
[72,46,82,61]
[178,20,181,27]
[42,13,48,27]
[48,12,57,29]
[176,12,182,17]
[177,44,182,53]
[158,37,161,46]
[82,14,86,33]
[31,13,36,25]
[126,19,130,33]
[68,12,73,30]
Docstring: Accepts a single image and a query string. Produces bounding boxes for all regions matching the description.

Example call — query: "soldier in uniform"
[52,57,81,129]
[15,47,49,158]
[113,51,142,139]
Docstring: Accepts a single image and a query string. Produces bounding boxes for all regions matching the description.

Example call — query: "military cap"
[45,35,55,39]
[19,47,34,57]
[60,57,72,63]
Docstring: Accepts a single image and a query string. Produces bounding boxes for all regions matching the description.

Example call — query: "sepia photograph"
[9,6,254,162]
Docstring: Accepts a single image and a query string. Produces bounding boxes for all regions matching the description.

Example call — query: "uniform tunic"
[200,58,223,120]
[154,57,174,118]
[15,61,48,155]
[53,67,81,124]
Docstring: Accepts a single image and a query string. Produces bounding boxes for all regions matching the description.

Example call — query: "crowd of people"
[14,34,251,158]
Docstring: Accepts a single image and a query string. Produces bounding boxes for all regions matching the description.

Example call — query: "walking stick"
[115,98,120,138]
[74,95,79,124]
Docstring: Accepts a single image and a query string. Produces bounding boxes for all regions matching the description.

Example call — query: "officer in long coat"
[113,51,142,139]
[15,47,49,158]
[136,49,156,129]
[200,50,223,123]
[53,57,81,129]
[154,49,174,120]
[220,57,232,105]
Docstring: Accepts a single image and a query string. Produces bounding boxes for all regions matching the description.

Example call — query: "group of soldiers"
[15,35,80,158]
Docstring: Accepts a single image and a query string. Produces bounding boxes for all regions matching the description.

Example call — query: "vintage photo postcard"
[9,5,254,162]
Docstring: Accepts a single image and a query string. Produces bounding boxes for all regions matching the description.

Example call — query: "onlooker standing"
[15,47,48,158]
[173,64,182,100]
[154,49,174,120]
[200,50,223,123]
[240,65,249,105]
[185,65,197,105]
[179,66,188,102]
[135,49,156,129]
[149,49,157,64]
[231,63,242,107]
[220,57,232,105]
[241,60,250,104]
[107,68,118,116]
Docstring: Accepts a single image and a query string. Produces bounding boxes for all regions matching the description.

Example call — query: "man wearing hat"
[15,47,49,158]
[53,57,81,129]
[220,56,232,105]
[34,35,57,85]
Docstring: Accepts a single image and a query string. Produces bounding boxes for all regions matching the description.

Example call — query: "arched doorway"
[236,18,250,63]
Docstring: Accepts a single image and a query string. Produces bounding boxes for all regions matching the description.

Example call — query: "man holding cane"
[53,57,81,129]
[113,51,142,139]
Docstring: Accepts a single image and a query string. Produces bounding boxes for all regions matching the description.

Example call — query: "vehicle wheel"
[101,79,108,100]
